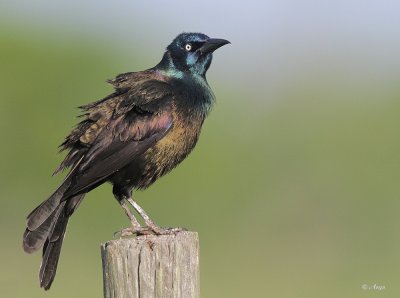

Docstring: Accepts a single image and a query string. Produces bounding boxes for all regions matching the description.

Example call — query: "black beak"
[200,38,230,54]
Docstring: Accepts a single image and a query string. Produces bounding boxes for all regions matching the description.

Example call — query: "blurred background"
[1,1,400,297]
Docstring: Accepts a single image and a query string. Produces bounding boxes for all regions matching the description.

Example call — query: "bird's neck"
[156,51,182,78]
[156,51,207,80]
[177,74,215,116]
[155,52,215,115]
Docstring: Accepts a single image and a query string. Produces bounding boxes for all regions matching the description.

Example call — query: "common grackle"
[22,32,229,290]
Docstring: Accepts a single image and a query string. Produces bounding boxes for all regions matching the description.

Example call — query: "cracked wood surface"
[101,231,199,298]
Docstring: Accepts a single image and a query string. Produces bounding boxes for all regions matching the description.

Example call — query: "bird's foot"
[113,227,153,238]
[144,219,187,235]
[148,225,187,235]
[113,226,187,238]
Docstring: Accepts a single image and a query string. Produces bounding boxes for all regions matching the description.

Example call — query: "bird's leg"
[119,200,141,230]
[114,198,150,237]
[126,197,184,235]
[126,197,164,234]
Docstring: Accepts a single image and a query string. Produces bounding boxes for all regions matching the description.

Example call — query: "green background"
[1,2,399,297]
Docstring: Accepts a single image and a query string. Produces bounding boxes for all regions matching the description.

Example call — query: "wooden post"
[101,231,200,298]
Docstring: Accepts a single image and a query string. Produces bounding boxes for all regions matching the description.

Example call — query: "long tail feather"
[39,202,68,290]
[26,180,71,231]
[23,205,64,254]
[38,194,85,290]
[23,180,85,290]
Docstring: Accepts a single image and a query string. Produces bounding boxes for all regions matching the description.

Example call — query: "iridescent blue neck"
[156,51,184,78]
[155,51,215,115]
[156,50,211,78]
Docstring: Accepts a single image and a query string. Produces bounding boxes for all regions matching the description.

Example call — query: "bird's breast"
[137,108,204,189]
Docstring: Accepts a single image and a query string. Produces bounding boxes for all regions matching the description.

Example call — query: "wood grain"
[101,231,199,298]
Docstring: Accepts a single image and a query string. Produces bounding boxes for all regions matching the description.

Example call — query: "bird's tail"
[23,181,84,290]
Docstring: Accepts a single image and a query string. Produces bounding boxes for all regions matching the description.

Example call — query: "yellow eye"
[185,44,192,51]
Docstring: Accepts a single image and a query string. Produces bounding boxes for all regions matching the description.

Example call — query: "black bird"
[22,32,229,290]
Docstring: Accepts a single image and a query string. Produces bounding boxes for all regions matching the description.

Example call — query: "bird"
[22,32,229,290]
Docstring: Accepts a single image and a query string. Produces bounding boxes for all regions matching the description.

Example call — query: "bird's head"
[158,32,230,77]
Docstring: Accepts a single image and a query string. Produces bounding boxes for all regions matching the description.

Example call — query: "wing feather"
[54,70,172,174]
[54,70,174,197]
[66,110,173,196]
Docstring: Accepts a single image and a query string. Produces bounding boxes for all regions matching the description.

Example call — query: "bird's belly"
[134,119,202,189]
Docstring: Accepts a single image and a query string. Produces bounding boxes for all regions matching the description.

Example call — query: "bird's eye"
[185,44,192,51]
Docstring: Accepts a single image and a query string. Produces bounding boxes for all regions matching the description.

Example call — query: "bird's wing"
[65,108,173,196]
[54,70,172,174]
[54,71,174,196]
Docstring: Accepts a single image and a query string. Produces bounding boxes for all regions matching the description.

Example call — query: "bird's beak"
[199,38,230,54]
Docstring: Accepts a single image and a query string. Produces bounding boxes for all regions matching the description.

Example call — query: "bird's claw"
[114,226,187,238]
[113,227,152,238]
[149,226,187,235]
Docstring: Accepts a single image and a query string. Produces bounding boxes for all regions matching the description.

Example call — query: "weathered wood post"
[101,231,199,298]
